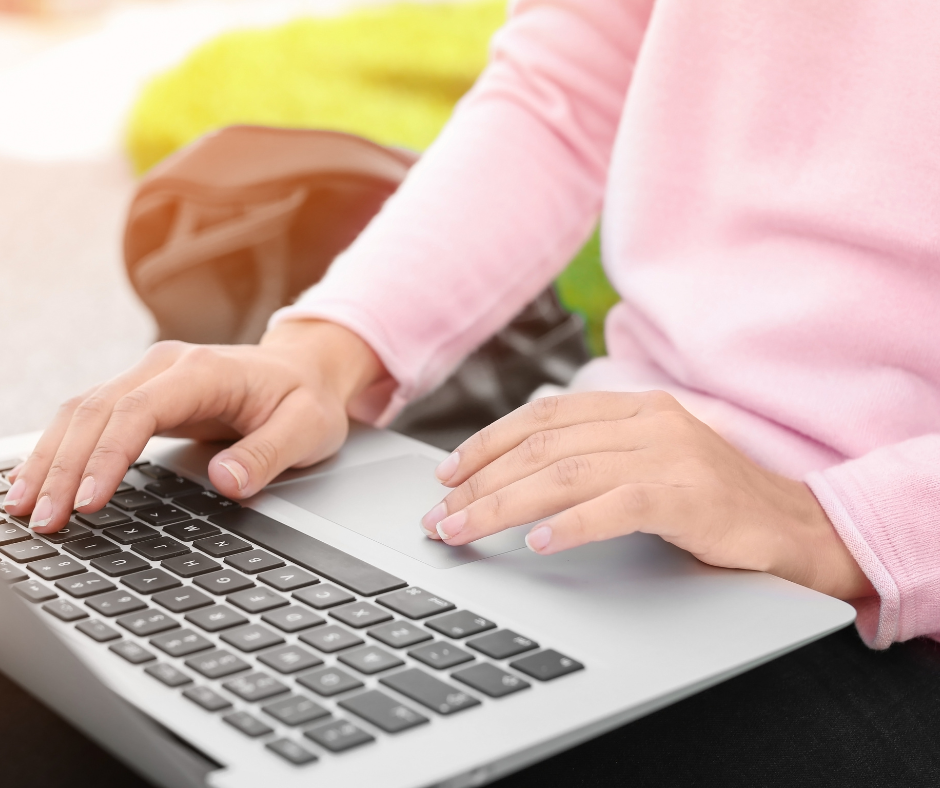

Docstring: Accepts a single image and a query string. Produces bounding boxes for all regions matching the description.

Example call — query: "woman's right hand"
[3,320,384,534]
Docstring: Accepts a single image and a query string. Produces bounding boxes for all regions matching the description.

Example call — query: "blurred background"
[0,0,616,439]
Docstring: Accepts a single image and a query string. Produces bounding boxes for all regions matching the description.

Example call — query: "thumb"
[207,391,345,498]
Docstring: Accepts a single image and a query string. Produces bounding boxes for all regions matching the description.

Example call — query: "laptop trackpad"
[270,454,528,569]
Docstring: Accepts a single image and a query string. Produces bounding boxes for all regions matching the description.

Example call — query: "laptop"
[0,423,854,788]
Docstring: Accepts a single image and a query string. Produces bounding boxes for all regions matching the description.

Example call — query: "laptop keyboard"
[0,460,583,767]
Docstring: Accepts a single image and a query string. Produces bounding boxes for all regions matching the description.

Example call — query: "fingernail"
[218,459,249,492]
[435,451,460,483]
[5,478,25,507]
[74,476,96,509]
[436,509,467,541]
[7,462,24,481]
[30,495,53,529]
[421,502,447,532]
[525,524,552,553]
[418,521,439,539]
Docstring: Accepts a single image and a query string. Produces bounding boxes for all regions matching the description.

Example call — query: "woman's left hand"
[420,391,874,601]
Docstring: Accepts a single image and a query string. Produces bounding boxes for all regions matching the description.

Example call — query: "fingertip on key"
[524,524,552,554]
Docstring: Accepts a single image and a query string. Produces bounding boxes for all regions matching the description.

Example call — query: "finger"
[208,389,345,499]
[435,390,678,487]
[524,482,687,555]
[435,452,643,546]
[425,418,647,530]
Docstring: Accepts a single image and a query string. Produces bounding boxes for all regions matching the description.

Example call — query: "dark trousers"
[3,625,939,787]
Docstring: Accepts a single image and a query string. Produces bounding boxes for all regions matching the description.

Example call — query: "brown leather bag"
[124,125,417,344]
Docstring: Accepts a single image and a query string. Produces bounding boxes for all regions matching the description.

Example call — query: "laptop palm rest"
[270,454,527,569]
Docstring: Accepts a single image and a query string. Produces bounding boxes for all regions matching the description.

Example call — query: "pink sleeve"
[271,0,653,425]
[806,437,940,649]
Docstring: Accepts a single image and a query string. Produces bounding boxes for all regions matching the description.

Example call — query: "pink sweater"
[274,0,940,649]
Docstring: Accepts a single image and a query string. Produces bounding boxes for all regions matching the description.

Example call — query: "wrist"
[261,319,386,405]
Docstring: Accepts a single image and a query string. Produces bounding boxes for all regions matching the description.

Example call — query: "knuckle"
[241,438,280,477]
[616,484,653,518]
[179,344,218,368]
[113,388,152,416]
[71,394,110,422]
[519,430,557,467]
[528,395,560,426]
[59,394,86,415]
[88,440,132,469]
[643,389,678,411]
[464,471,487,502]
[147,339,187,360]
[482,489,504,520]
[550,455,590,489]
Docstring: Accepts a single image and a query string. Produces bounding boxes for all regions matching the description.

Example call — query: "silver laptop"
[0,423,854,788]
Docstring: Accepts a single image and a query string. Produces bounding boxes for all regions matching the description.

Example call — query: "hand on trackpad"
[270,455,527,569]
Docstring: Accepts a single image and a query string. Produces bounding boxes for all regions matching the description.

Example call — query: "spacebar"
[209,509,406,597]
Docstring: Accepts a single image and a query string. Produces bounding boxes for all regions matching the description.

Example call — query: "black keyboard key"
[224,549,284,575]
[0,522,30,546]
[210,508,406,597]
[161,553,220,578]
[222,671,289,702]
[227,586,287,614]
[257,644,322,674]
[426,611,496,639]
[102,523,160,545]
[137,463,175,480]
[193,534,252,558]
[262,605,324,633]
[219,624,284,653]
[76,507,132,528]
[42,598,89,622]
[2,539,59,563]
[173,490,239,517]
[408,641,474,670]
[132,536,189,561]
[110,490,160,511]
[258,565,318,592]
[183,686,231,712]
[144,477,202,498]
[338,645,403,675]
[377,587,455,619]
[55,572,115,598]
[299,625,363,654]
[153,587,213,613]
[329,601,393,629]
[63,536,120,561]
[185,604,248,632]
[151,628,213,657]
[451,663,531,698]
[510,649,584,681]
[117,609,179,636]
[144,663,192,688]
[193,569,253,595]
[109,640,156,664]
[122,568,181,595]
[467,630,539,660]
[85,590,147,617]
[368,620,433,649]
[76,619,120,642]
[163,520,220,542]
[90,553,150,577]
[262,694,330,726]
[265,738,318,765]
[136,505,190,527]
[304,719,374,753]
[380,668,481,715]
[29,555,85,581]
[222,711,273,738]
[185,649,250,679]
[116,481,134,493]
[293,583,353,610]
[296,666,363,697]
[0,561,27,583]
[39,522,92,544]
[338,690,428,733]
[14,579,56,602]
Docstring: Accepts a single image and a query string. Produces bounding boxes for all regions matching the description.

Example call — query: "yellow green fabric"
[125,1,619,353]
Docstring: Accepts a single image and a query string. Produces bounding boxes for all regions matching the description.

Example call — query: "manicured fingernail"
[74,476,96,509]
[30,495,53,529]
[5,478,25,507]
[435,451,460,483]
[525,524,552,553]
[421,502,447,532]
[418,521,439,539]
[436,510,467,541]
[218,459,249,492]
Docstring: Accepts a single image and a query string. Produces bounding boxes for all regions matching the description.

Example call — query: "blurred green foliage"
[555,228,619,355]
